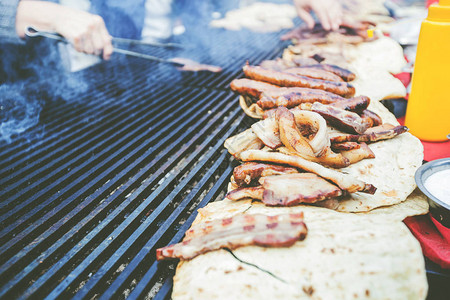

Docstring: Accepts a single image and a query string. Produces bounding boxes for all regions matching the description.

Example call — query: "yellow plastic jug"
[405,0,450,141]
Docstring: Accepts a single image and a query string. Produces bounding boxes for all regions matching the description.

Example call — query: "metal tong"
[25,26,185,67]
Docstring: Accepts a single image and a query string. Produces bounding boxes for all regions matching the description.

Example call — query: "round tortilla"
[334,99,423,212]
[172,200,428,300]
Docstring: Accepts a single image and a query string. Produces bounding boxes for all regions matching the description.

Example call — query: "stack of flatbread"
[161,1,429,299]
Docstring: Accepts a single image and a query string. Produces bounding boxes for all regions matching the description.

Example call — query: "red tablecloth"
[404,214,450,269]
[393,67,449,269]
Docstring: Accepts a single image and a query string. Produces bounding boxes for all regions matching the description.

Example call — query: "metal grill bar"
[127,162,233,299]
[0,24,290,298]
[0,88,231,263]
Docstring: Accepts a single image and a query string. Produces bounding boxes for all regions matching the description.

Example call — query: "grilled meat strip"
[330,124,408,143]
[276,107,316,157]
[260,173,343,206]
[230,78,279,98]
[258,87,344,109]
[239,150,376,194]
[226,186,264,201]
[171,58,223,73]
[360,109,383,128]
[312,199,339,210]
[284,67,344,82]
[331,142,361,151]
[156,213,308,260]
[233,162,299,187]
[329,96,370,113]
[311,102,370,134]
[290,108,330,156]
[302,64,356,82]
[243,65,355,98]
[339,142,375,164]
[278,146,350,169]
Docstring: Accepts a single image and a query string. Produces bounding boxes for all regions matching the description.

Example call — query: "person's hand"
[293,0,343,31]
[16,1,113,60]
[53,6,113,60]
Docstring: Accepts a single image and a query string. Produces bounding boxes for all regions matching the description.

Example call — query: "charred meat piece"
[329,96,370,113]
[230,78,279,98]
[311,102,370,134]
[226,186,264,201]
[258,87,344,109]
[224,128,264,159]
[233,162,299,187]
[156,213,308,261]
[251,118,282,149]
[330,124,408,143]
[239,150,376,194]
[260,173,343,206]
[276,107,316,157]
[303,64,356,82]
[284,67,344,82]
[240,96,264,119]
[331,142,361,152]
[312,198,340,210]
[359,109,383,128]
[339,142,375,164]
[171,58,222,73]
[290,108,330,157]
[278,146,350,169]
[243,65,355,98]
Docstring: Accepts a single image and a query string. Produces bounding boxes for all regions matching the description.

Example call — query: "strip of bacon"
[243,65,355,98]
[171,58,222,73]
[233,162,299,187]
[330,124,408,143]
[260,173,343,206]
[312,198,340,210]
[331,142,361,151]
[276,107,316,157]
[284,67,344,82]
[239,150,376,194]
[302,64,356,82]
[359,109,383,128]
[311,102,370,134]
[329,96,370,113]
[339,142,375,164]
[156,213,308,261]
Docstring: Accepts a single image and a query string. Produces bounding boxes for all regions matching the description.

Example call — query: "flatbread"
[351,67,407,101]
[356,188,428,220]
[333,97,423,212]
[173,201,428,300]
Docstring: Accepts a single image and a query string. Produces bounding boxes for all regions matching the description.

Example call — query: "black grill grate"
[0,26,290,299]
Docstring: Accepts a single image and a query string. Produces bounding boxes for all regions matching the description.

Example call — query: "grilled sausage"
[243,65,355,98]
[360,109,383,128]
[230,78,279,98]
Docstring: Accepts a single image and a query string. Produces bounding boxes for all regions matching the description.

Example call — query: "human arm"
[14,1,113,59]
[293,0,343,31]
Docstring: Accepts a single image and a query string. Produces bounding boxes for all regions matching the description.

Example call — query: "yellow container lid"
[428,0,450,21]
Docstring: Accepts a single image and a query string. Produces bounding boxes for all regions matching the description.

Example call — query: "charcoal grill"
[0,26,290,299]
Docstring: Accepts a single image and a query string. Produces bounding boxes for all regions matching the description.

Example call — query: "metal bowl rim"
[415,157,450,211]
